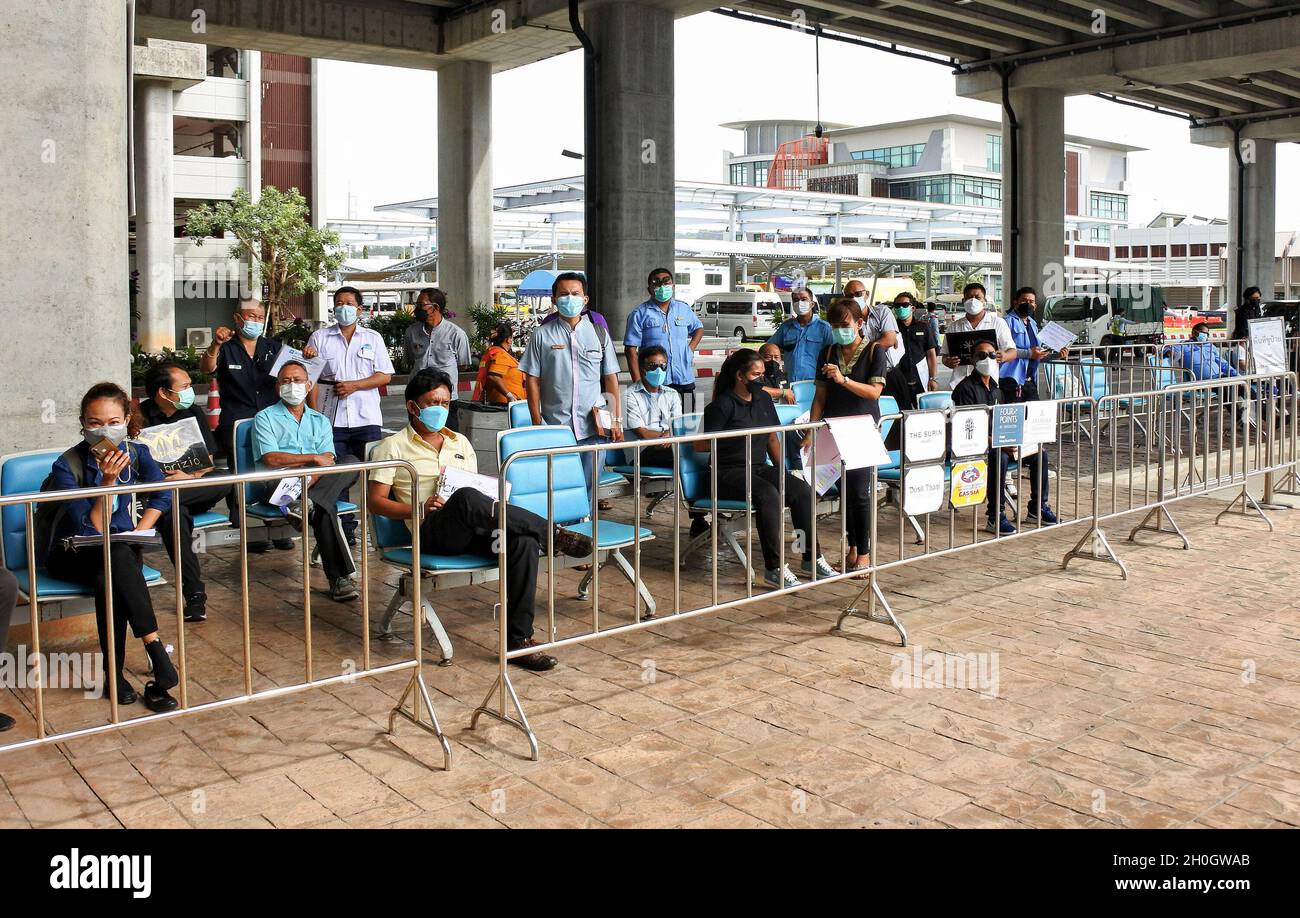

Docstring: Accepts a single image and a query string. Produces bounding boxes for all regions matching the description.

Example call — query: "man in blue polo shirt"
[624,267,704,409]
[252,360,359,602]
[767,286,833,384]
[1000,286,1057,526]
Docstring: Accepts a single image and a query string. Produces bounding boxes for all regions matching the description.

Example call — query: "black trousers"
[47,543,159,679]
[997,378,1051,517]
[159,482,232,600]
[843,466,876,553]
[715,464,817,571]
[257,458,359,582]
[419,488,545,647]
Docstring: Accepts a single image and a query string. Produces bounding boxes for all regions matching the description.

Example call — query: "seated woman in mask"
[45,382,181,712]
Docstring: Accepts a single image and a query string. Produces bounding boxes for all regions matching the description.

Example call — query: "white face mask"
[280,382,308,406]
[794,299,812,316]
[851,294,866,308]
[976,356,999,378]
[964,297,984,317]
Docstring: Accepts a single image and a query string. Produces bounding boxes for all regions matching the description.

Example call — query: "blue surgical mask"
[171,387,195,410]
[1194,331,1209,342]
[894,306,913,321]
[336,305,358,326]
[833,326,857,346]
[239,320,264,339]
[556,295,584,318]
[644,367,667,387]
[417,404,449,431]
[652,285,672,304]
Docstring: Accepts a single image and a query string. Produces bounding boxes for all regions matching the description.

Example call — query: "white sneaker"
[761,565,800,590]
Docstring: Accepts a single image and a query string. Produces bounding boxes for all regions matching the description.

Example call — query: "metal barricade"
[0,459,451,769]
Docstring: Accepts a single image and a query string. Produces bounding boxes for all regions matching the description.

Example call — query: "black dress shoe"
[145,639,179,691]
[273,538,295,550]
[142,682,178,713]
[247,540,272,554]
[0,712,15,732]
[112,678,138,705]
[507,638,558,672]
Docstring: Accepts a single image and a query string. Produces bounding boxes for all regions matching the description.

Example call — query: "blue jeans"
[578,434,609,514]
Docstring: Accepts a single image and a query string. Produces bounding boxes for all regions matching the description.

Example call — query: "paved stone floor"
[1,491,1298,829]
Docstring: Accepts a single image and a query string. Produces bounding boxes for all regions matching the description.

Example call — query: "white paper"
[268,477,304,508]
[133,528,157,537]
[824,415,891,470]
[268,346,329,385]
[1037,321,1077,353]
[317,384,341,424]
[915,357,930,391]
[886,338,906,368]
[799,427,843,496]
[949,407,990,457]
[1023,400,1059,444]
[1248,316,1286,375]
[437,466,510,502]
[595,408,613,431]
[902,464,946,516]
[904,411,947,463]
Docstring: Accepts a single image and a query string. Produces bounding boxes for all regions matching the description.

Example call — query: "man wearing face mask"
[520,273,623,515]
[843,278,899,352]
[624,346,685,465]
[758,342,796,404]
[1164,322,1242,382]
[624,268,704,409]
[887,292,940,411]
[411,288,473,431]
[952,341,1050,534]
[252,361,360,602]
[1000,287,1058,525]
[768,286,834,384]
[308,286,394,546]
[200,295,316,551]
[940,282,1016,390]
[135,363,232,622]
[1233,286,1264,341]
[369,369,593,671]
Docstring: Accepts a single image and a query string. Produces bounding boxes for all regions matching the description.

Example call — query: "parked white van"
[692,291,784,341]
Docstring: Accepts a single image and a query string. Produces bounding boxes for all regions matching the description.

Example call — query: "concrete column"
[1227,137,1276,305]
[1001,87,1065,303]
[0,2,129,452]
[437,60,494,324]
[133,80,176,351]
[587,1,676,341]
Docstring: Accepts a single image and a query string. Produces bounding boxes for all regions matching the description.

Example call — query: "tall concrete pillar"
[437,60,494,325]
[0,2,129,452]
[587,1,676,341]
[133,80,175,351]
[1001,87,1064,303]
[1227,137,1276,304]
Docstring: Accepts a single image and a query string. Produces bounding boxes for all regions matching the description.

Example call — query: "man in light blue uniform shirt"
[520,272,623,509]
[767,286,834,384]
[624,267,704,410]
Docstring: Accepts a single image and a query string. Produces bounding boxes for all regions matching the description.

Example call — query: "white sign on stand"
[1023,400,1060,444]
[801,415,891,496]
[902,464,946,516]
[950,407,989,457]
[904,411,947,463]
[1248,316,1286,375]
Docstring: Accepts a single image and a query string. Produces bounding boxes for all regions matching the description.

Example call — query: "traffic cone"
[206,375,221,430]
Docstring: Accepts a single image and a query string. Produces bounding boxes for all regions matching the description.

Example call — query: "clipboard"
[945,329,999,365]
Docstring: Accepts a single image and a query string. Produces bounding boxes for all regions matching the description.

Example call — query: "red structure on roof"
[766,135,828,191]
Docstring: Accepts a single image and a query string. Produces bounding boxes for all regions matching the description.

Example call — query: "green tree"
[910,264,929,299]
[185,185,346,331]
[952,267,986,295]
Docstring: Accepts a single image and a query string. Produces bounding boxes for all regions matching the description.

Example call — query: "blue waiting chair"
[917,391,952,411]
[0,449,165,619]
[509,399,628,494]
[499,425,656,616]
[672,413,762,570]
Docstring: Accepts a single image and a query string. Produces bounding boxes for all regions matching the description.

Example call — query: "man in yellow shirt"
[368,369,590,671]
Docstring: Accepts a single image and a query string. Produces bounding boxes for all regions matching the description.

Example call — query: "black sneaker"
[143,682,178,713]
[273,538,295,551]
[689,516,711,540]
[145,639,179,691]
[247,540,272,554]
[183,593,207,623]
[345,531,359,548]
[508,638,558,672]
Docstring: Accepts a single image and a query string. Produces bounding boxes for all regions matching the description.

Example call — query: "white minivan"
[692,292,784,341]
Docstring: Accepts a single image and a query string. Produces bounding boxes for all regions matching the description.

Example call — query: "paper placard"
[1023,400,1059,444]
[132,416,213,473]
[437,467,510,502]
[949,459,989,508]
[950,407,990,457]
[904,411,947,463]
[1037,321,1077,353]
[903,464,946,516]
[991,404,1026,448]
[823,415,892,470]
[1248,316,1286,375]
[268,345,329,385]
[268,477,303,508]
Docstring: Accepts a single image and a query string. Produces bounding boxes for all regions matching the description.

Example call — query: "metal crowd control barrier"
[0,459,452,770]
[1063,370,1298,576]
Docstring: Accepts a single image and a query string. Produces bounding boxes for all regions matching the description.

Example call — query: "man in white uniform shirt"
[940,283,1016,390]
[308,285,395,543]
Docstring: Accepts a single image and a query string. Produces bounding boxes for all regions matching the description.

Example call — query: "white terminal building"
[348,114,1138,308]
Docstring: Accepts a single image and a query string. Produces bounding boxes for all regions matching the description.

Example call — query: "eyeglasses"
[645,363,668,371]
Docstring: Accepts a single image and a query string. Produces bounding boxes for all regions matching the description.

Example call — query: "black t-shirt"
[214,336,283,430]
[951,373,1002,408]
[702,387,779,469]
[816,341,890,421]
[138,398,217,453]
[900,317,939,364]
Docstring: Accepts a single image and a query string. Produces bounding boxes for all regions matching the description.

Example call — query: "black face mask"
[1248,298,1261,308]
[764,360,781,377]
[1016,302,1033,316]
[746,378,766,396]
